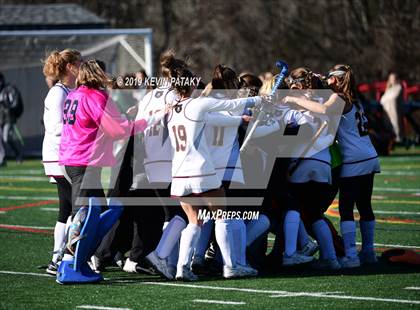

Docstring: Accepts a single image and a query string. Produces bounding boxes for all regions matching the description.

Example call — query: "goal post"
[0,28,153,156]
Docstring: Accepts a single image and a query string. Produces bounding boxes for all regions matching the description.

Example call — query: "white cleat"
[298,240,319,257]
[238,264,258,277]
[145,251,174,280]
[340,256,361,268]
[123,258,138,273]
[175,266,198,281]
[283,252,315,266]
[223,265,257,278]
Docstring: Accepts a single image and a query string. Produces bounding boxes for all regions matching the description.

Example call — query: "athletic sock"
[246,215,270,247]
[298,220,310,249]
[340,221,357,258]
[156,215,186,259]
[52,221,66,263]
[283,210,300,257]
[359,220,375,253]
[215,219,236,268]
[194,219,214,259]
[232,219,247,265]
[312,219,337,260]
[177,223,201,270]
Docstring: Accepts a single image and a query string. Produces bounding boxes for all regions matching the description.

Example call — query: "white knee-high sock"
[298,220,310,248]
[340,221,357,258]
[177,223,201,270]
[215,219,236,268]
[312,219,336,260]
[246,215,270,247]
[359,220,375,253]
[52,221,66,263]
[194,219,214,259]
[232,219,247,265]
[156,215,186,259]
[283,210,300,257]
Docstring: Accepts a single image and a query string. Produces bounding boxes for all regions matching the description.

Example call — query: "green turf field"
[1,149,420,309]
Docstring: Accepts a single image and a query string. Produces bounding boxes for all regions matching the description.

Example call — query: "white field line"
[0,224,54,230]
[193,299,245,305]
[77,306,131,310]
[380,171,420,176]
[372,210,420,215]
[1,271,419,306]
[0,195,57,200]
[40,207,59,212]
[0,270,51,277]
[268,238,420,249]
[142,282,420,305]
[0,176,47,182]
[405,287,420,290]
[374,187,420,193]
[0,169,43,175]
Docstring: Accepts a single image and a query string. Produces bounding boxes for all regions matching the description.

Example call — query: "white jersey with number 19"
[167,95,261,196]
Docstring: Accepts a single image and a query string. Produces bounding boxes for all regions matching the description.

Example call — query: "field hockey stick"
[240,60,289,153]
[288,120,328,176]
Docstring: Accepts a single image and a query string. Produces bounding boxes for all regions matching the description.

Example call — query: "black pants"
[54,177,72,223]
[339,173,376,222]
[288,181,333,223]
[65,166,106,215]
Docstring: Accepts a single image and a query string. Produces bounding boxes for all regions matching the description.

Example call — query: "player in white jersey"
[283,64,379,268]
[166,65,263,281]
[190,65,258,276]
[129,51,189,279]
[41,49,82,275]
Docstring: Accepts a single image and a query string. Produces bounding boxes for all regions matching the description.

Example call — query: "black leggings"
[54,177,72,223]
[339,173,376,222]
[289,181,333,223]
[65,166,106,215]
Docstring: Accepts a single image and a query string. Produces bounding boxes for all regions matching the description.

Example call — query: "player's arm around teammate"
[283,65,380,268]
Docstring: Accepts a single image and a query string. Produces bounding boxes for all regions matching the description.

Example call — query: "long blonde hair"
[76,60,112,89]
[43,49,81,80]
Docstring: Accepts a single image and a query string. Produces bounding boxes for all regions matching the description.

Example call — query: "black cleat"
[46,261,58,276]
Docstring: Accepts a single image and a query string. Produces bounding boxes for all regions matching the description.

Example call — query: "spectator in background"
[0,72,24,166]
[380,72,404,142]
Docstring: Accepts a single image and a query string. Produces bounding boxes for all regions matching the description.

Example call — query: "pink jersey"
[59,85,146,167]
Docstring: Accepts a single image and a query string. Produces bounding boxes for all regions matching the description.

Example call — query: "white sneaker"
[123,258,138,273]
[339,256,361,268]
[283,253,315,266]
[89,256,102,273]
[312,258,341,270]
[298,240,319,256]
[145,251,174,280]
[238,264,258,277]
[359,251,378,264]
[175,266,198,281]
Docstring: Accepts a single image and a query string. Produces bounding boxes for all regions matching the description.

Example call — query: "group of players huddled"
[41,48,379,283]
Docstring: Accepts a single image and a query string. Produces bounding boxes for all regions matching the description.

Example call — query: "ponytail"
[328,64,356,105]
[160,49,187,79]
[43,49,81,80]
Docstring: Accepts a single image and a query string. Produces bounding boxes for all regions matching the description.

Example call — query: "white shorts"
[170,173,221,197]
